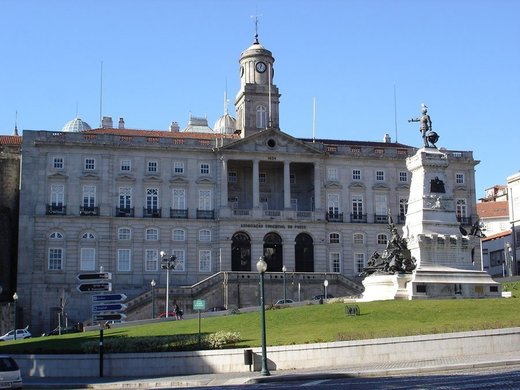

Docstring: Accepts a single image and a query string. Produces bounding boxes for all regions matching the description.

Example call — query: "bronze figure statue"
[409,104,438,148]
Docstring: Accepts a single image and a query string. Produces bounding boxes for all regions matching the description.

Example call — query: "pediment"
[324,181,343,189]
[196,177,215,185]
[169,176,189,185]
[453,186,467,193]
[395,184,410,191]
[48,172,68,180]
[372,183,390,191]
[115,173,136,182]
[349,182,366,190]
[79,173,100,181]
[219,128,324,156]
[143,175,163,183]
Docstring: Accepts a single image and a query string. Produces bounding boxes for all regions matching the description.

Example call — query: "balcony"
[233,209,251,216]
[457,216,472,226]
[196,209,215,219]
[143,208,161,218]
[46,204,66,215]
[326,212,344,222]
[170,208,188,219]
[374,214,388,224]
[350,213,367,223]
[116,207,134,217]
[80,206,99,216]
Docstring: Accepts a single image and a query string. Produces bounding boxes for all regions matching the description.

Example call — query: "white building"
[17,36,480,333]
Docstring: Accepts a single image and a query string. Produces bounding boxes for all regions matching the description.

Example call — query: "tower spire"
[14,110,18,136]
[251,12,262,43]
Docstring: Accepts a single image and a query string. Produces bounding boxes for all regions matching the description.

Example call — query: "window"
[173,161,184,174]
[376,170,385,181]
[291,198,298,211]
[53,157,64,169]
[490,250,504,267]
[329,232,340,244]
[355,253,365,273]
[145,249,159,271]
[259,172,267,184]
[82,232,95,240]
[119,187,132,209]
[256,105,267,128]
[456,198,467,218]
[399,171,408,182]
[290,174,296,184]
[327,193,340,215]
[84,158,95,170]
[375,194,388,216]
[456,173,465,185]
[200,163,210,175]
[48,248,63,270]
[118,227,131,240]
[50,184,65,206]
[147,160,158,173]
[172,188,186,210]
[352,195,363,217]
[118,249,131,271]
[146,228,159,241]
[82,185,96,208]
[49,231,63,239]
[330,252,341,273]
[172,229,186,241]
[172,249,185,271]
[199,190,212,210]
[377,233,388,245]
[228,171,237,183]
[199,250,211,272]
[80,248,95,271]
[146,188,159,211]
[199,229,211,242]
[352,169,361,180]
[327,167,338,181]
[399,198,408,219]
[120,159,131,172]
[353,233,365,244]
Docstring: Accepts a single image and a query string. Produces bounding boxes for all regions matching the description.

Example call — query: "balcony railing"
[326,212,344,222]
[350,213,367,223]
[170,208,188,219]
[457,216,472,226]
[233,209,251,216]
[196,209,215,219]
[46,204,66,215]
[264,210,281,217]
[374,214,388,224]
[143,208,161,218]
[296,211,312,219]
[80,206,99,216]
[116,207,134,217]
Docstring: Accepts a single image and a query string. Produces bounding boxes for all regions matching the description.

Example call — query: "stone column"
[314,162,322,211]
[220,156,228,208]
[253,159,260,209]
[284,161,291,209]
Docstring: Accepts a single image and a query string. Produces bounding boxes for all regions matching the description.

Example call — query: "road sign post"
[77,282,112,293]
[92,293,127,302]
[77,272,112,281]
[193,299,206,347]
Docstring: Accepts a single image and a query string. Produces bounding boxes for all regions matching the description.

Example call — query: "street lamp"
[282,265,287,302]
[506,243,513,277]
[12,292,18,340]
[150,279,156,318]
[160,251,177,318]
[324,279,329,302]
[256,256,270,376]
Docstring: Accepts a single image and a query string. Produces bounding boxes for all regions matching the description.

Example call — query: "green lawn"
[1,295,519,354]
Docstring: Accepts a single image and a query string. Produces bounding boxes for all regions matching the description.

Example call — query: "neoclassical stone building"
[17,36,480,332]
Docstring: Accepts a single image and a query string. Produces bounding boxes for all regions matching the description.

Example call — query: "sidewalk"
[23,351,520,389]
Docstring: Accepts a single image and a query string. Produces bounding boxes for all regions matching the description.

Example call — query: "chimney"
[169,121,180,132]
[383,133,391,143]
[102,116,113,128]
[118,117,125,129]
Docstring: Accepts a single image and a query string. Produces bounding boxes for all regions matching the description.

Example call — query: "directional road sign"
[77,272,112,281]
[77,282,112,293]
[93,303,127,313]
[92,293,127,302]
[93,313,127,322]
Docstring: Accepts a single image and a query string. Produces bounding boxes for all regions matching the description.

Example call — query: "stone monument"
[360,105,500,301]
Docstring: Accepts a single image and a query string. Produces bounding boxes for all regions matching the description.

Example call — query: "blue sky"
[1,0,518,194]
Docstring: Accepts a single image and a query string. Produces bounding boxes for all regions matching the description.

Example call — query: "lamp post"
[150,279,156,318]
[256,256,270,376]
[160,251,177,318]
[323,279,329,302]
[506,243,513,278]
[12,292,18,340]
[282,265,287,302]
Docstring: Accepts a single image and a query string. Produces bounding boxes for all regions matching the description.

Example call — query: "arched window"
[145,228,159,241]
[49,231,63,239]
[256,105,267,128]
[353,233,365,245]
[82,232,96,240]
[172,229,186,241]
[199,229,211,242]
[118,227,131,240]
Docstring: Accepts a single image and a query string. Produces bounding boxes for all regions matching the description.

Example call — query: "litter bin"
[244,349,253,366]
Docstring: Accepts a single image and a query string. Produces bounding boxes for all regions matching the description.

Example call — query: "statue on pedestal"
[408,104,439,148]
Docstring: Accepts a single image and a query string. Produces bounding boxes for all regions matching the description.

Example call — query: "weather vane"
[250,12,262,43]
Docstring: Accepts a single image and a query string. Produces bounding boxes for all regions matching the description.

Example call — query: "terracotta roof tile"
[477,201,509,218]
[0,135,22,145]
[482,229,512,242]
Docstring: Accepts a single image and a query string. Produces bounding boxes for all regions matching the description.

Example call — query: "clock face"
[256,61,267,73]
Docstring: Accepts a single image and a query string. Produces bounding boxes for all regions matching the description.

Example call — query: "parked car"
[206,306,227,312]
[311,294,334,301]
[42,326,80,337]
[158,311,176,318]
[275,299,295,305]
[0,327,32,341]
[0,355,22,389]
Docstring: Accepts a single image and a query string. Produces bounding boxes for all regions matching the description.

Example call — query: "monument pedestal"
[360,274,414,301]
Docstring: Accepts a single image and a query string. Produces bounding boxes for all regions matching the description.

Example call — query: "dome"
[213,113,237,134]
[240,37,273,60]
[61,117,92,132]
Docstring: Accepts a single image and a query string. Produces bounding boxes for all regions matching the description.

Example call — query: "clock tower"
[235,35,280,138]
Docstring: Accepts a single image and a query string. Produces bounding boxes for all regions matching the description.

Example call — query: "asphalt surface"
[23,350,520,389]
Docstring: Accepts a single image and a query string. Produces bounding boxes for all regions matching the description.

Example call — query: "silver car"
[0,355,22,389]
[0,327,32,341]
